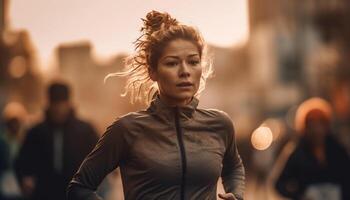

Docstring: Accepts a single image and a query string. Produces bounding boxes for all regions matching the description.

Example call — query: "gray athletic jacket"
[67,96,245,200]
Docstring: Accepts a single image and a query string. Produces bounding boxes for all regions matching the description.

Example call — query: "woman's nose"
[179,61,190,77]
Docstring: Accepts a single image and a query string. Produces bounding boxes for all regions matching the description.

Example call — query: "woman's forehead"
[161,39,200,57]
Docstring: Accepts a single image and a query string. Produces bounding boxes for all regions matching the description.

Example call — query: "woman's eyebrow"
[162,53,199,60]
[163,55,179,59]
[188,54,200,58]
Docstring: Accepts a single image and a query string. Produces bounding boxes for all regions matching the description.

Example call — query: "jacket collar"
[148,95,199,122]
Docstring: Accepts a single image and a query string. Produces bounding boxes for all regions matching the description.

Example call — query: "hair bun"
[141,10,178,34]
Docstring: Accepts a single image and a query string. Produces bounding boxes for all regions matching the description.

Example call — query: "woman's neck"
[158,93,192,107]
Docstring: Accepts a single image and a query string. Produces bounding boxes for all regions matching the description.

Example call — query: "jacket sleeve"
[220,114,245,200]
[67,119,128,200]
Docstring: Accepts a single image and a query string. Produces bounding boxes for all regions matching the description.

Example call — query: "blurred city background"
[1,0,350,200]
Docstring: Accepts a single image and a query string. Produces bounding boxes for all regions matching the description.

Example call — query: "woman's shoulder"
[196,108,234,130]
[197,108,232,121]
[109,110,150,128]
[101,111,146,141]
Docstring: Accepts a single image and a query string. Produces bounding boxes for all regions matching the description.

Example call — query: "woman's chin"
[173,93,194,102]
[160,90,196,105]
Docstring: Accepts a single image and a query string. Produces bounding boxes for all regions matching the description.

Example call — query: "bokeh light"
[251,126,273,151]
[8,56,27,78]
[2,101,27,120]
[262,118,285,141]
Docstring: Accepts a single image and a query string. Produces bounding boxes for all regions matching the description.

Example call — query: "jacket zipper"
[174,107,187,200]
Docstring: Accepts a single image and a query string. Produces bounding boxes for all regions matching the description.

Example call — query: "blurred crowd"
[0,82,109,200]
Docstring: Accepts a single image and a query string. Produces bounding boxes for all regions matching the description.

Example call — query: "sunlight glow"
[9,0,248,69]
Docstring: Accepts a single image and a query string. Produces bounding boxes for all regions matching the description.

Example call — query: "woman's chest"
[124,124,226,184]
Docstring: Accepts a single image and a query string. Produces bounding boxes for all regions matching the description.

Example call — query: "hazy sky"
[9,0,248,69]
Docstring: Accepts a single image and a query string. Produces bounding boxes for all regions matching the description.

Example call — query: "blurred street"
[1,0,350,199]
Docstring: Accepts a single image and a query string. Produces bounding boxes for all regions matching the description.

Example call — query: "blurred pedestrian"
[14,82,98,200]
[0,102,27,200]
[275,97,350,200]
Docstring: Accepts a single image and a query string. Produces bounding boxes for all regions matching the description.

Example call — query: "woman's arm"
[67,119,128,200]
[220,115,245,200]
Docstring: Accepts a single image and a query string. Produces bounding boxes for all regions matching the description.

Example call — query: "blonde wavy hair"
[104,10,213,105]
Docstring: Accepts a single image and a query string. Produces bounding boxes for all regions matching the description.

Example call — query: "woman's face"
[150,39,202,106]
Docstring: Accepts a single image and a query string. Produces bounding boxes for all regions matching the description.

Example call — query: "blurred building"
[0,0,8,32]
[243,0,350,158]
[0,0,43,114]
[56,42,131,133]
[246,0,350,113]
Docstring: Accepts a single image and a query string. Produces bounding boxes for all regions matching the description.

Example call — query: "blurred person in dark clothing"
[332,80,350,155]
[275,98,350,200]
[14,82,99,200]
[0,102,27,200]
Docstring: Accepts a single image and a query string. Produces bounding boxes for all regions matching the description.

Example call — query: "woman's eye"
[188,60,200,66]
[165,61,178,67]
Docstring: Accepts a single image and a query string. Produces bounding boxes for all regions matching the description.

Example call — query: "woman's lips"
[176,82,193,87]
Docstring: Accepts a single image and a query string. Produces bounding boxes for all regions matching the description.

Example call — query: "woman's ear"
[149,67,158,81]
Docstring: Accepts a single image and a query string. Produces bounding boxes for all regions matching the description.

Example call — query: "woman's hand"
[218,193,237,200]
